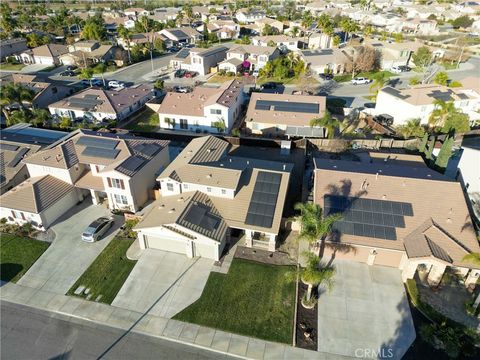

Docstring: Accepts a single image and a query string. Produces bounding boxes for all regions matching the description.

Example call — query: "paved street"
[1,301,230,360]
[112,250,213,318]
[17,199,123,294]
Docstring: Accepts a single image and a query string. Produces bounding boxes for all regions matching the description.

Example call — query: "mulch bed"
[295,282,318,350]
[235,246,296,266]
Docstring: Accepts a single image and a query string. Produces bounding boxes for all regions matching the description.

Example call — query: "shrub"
[449,80,463,88]
[226,71,235,77]
[231,128,240,137]
[123,219,139,239]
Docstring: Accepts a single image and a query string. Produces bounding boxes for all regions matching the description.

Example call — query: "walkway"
[317,260,416,360]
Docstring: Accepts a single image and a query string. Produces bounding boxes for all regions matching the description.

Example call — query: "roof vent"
[168,208,175,213]
[446,218,452,223]
[220,163,224,167]
[382,195,387,199]
[177,197,184,201]
[158,204,165,209]
[207,174,212,178]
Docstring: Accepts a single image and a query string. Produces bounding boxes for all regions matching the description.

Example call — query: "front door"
[180,119,188,129]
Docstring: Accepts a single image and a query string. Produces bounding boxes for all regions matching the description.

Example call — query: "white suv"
[351,77,372,85]
[108,80,125,89]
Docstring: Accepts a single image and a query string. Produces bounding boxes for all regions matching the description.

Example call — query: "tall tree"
[412,46,432,70]
[425,137,435,160]
[434,136,453,169]
[434,71,449,86]
[293,202,342,245]
[429,99,455,128]
[396,119,425,139]
[418,132,428,152]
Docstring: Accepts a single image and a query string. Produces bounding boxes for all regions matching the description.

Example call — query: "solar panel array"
[136,143,161,157]
[68,96,103,110]
[76,137,119,149]
[245,171,282,228]
[81,146,120,159]
[183,203,220,233]
[285,126,324,138]
[8,148,29,168]
[255,100,319,114]
[0,144,19,151]
[176,48,190,59]
[120,155,145,172]
[428,90,453,102]
[324,195,414,241]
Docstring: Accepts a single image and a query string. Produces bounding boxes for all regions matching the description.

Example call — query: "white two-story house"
[0,130,170,229]
[219,45,280,72]
[151,79,244,134]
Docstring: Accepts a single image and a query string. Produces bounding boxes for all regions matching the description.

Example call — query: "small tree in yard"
[78,68,94,85]
[418,132,428,152]
[425,137,435,160]
[310,111,341,139]
[412,46,432,70]
[434,71,449,86]
[154,79,164,91]
[434,136,453,169]
[396,118,425,139]
[212,118,226,133]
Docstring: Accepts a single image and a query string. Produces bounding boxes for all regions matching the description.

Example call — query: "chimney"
[376,172,379,180]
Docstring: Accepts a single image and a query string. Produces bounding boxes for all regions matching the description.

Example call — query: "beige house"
[222,45,280,71]
[300,48,350,75]
[245,93,326,138]
[314,155,480,288]
[170,46,228,76]
[0,130,170,230]
[60,41,114,67]
[254,17,284,34]
[0,38,28,60]
[17,44,69,66]
[135,136,293,260]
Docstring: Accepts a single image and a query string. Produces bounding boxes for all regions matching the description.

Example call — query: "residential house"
[375,84,480,125]
[235,8,266,23]
[300,48,350,74]
[304,0,332,14]
[16,44,68,66]
[221,45,280,71]
[308,33,334,50]
[363,39,424,69]
[134,135,293,260]
[48,85,158,123]
[198,20,240,40]
[254,17,284,34]
[399,18,439,36]
[453,1,480,14]
[149,8,179,23]
[60,41,115,67]
[0,130,170,230]
[159,27,202,47]
[170,46,227,76]
[456,136,480,228]
[1,73,73,109]
[252,35,301,51]
[0,38,28,60]
[124,7,150,19]
[150,79,244,134]
[117,32,161,50]
[245,93,326,138]
[313,155,480,288]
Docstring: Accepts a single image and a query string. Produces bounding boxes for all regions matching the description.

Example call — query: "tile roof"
[228,45,277,56]
[0,140,41,187]
[32,44,68,58]
[0,175,75,213]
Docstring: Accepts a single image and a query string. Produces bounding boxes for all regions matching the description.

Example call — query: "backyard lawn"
[67,237,137,304]
[124,109,159,132]
[174,258,296,344]
[0,233,50,283]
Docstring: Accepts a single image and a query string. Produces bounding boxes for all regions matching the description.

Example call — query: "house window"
[252,123,260,130]
[11,210,25,220]
[210,109,222,115]
[183,184,188,190]
[108,178,125,189]
[167,183,174,191]
[221,189,226,195]
[180,119,188,129]
[114,194,128,205]
[420,106,427,112]
[207,187,212,192]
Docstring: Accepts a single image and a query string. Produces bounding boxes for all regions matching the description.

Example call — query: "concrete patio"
[112,249,213,318]
[317,260,416,360]
[17,199,123,294]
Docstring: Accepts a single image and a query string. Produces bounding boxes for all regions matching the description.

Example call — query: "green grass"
[0,233,50,283]
[334,70,395,83]
[67,237,136,304]
[124,109,159,132]
[1,63,26,71]
[257,76,319,86]
[173,258,296,344]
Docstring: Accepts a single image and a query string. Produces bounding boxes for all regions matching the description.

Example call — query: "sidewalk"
[0,282,341,359]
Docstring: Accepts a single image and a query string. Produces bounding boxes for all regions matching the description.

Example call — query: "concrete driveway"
[112,249,213,318]
[317,260,415,360]
[17,199,123,294]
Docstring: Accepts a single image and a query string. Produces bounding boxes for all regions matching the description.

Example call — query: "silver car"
[81,217,114,242]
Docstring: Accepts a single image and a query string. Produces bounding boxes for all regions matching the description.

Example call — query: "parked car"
[167,46,180,53]
[374,114,394,126]
[351,77,372,85]
[108,80,125,89]
[66,65,77,71]
[91,78,103,87]
[252,69,260,77]
[391,65,411,73]
[174,86,191,93]
[184,71,198,78]
[60,70,76,76]
[319,73,333,80]
[80,78,103,87]
[261,82,278,90]
[174,69,186,78]
[81,217,114,242]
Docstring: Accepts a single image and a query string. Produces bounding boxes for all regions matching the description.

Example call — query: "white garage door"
[194,242,217,260]
[145,235,187,255]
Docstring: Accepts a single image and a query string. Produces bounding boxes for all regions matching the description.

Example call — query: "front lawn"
[257,75,319,86]
[1,63,26,71]
[0,233,50,283]
[334,70,395,83]
[207,74,239,83]
[67,237,136,304]
[124,109,159,132]
[173,258,296,344]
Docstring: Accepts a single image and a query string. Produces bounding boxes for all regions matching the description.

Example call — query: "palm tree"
[0,83,35,121]
[396,118,425,139]
[340,18,359,43]
[369,72,390,99]
[462,253,480,266]
[310,111,341,139]
[429,99,455,128]
[293,202,342,245]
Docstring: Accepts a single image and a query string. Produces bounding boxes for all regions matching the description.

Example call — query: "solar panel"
[8,148,29,167]
[245,171,282,228]
[68,97,103,110]
[76,137,119,150]
[81,146,120,159]
[120,155,145,172]
[0,144,19,151]
[255,100,320,114]
[325,195,414,241]
[136,143,161,157]
[183,204,220,232]
[176,48,190,59]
